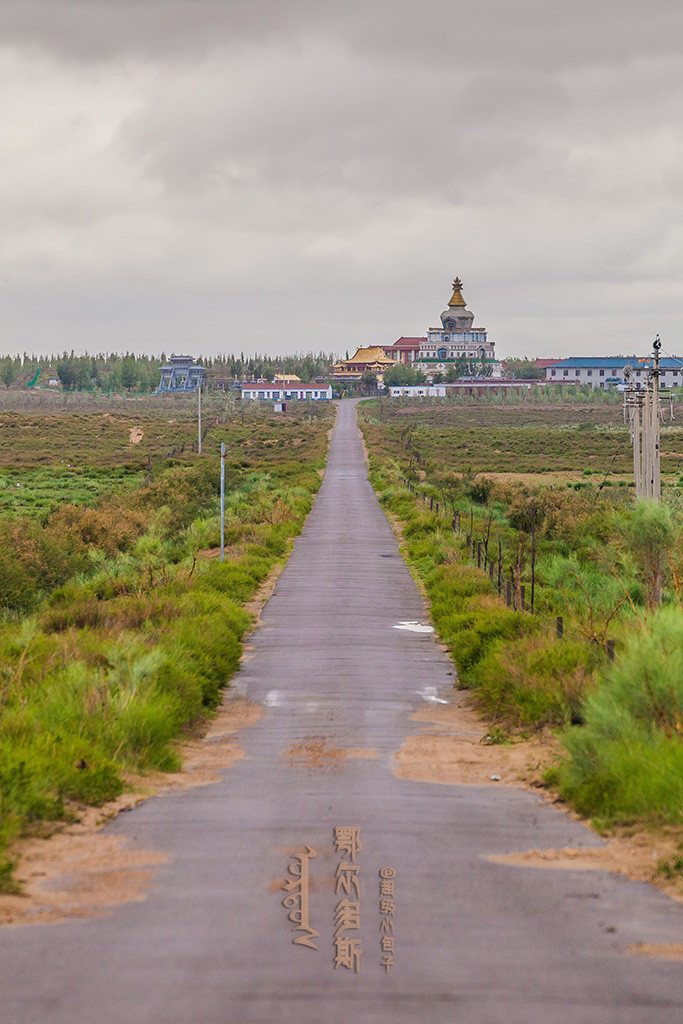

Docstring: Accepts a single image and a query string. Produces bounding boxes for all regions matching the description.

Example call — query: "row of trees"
[0,351,337,392]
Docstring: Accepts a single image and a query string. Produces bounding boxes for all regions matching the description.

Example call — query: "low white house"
[241,383,332,401]
[389,384,447,398]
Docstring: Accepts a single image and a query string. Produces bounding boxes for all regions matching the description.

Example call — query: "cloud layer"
[1,1,682,357]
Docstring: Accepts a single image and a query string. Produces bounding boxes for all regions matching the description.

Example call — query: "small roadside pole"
[198,380,202,455]
[220,441,226,562]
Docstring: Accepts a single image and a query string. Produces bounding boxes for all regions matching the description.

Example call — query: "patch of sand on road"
[394,698,683,919]
[489,828,683,910]
[393,700,556,788]
[283,736,379,770]
[0,698,263,928]
[628,943,683,960]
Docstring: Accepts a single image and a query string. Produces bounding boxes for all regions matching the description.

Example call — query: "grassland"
[0,399,332,890]
[361,399,683,483]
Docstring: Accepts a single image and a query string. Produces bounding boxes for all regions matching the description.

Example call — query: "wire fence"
[399,475,618,660]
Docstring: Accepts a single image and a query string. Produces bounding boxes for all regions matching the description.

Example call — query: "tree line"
[0,351,337,392]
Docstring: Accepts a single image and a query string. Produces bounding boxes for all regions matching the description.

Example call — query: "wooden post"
[498,540,503,593]
[556,616,563,638]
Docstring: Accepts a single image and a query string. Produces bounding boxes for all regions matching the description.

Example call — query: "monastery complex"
[332,277,497,382]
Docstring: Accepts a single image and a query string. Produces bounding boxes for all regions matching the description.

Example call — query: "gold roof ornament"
[448,277,466,307]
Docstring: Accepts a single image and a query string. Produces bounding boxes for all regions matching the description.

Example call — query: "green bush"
[554,607,683,822]
[472,635,599,726]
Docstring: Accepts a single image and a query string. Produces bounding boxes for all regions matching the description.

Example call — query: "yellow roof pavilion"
[343,347,396,366]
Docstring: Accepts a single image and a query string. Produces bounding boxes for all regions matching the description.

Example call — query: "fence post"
[556,616,563,638]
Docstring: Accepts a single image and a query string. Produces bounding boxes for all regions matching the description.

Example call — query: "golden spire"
[448,276,466,307]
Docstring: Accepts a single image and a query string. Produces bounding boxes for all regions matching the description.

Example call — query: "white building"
[546,357,683,388]
[241,383,332,401]
[389,384,447,398]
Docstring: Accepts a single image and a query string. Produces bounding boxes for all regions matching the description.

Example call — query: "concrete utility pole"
[198,378,203,455]
[623,336,672,500]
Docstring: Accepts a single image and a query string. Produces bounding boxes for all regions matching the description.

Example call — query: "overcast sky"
[1,0,682,360]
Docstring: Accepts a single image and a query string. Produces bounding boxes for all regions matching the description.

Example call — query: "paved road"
[1,401,682,1023]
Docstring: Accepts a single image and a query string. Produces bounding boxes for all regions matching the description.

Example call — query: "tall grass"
[552,607,683,824]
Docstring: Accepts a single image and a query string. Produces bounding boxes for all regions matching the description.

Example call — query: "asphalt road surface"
[1,401,681,1024]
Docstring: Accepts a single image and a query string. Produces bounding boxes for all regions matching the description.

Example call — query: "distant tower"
[417,276,495,375]
[440,277,475,332]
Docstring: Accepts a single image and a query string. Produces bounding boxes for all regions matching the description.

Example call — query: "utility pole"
[623,336,672,500]
[198,378,202,455]
[220,441,226,561]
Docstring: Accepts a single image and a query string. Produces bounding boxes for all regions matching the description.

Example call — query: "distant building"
[331,347,398,382]
[156,355,205,393]
[241,383,332,401]
[546,356,683,388]
[389,384,447,398]
[414,277,496,376]
[389,379,531,399]
[382,337,425,364]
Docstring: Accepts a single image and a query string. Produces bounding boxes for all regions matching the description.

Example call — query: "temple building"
[417,277,495,374]
[383,278,497,376]
[331,346,398,382]
[156,355,205,393]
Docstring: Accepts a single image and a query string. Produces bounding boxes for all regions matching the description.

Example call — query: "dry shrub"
[50,503,147,558]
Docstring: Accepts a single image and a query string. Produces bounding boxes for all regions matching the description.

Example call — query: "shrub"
[554,607,683,822]
[472,634,599,726]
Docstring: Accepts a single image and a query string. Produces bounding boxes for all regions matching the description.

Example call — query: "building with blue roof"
[545,355,683,388]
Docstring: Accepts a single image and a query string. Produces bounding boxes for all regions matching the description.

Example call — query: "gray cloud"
[0,1,682,358]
